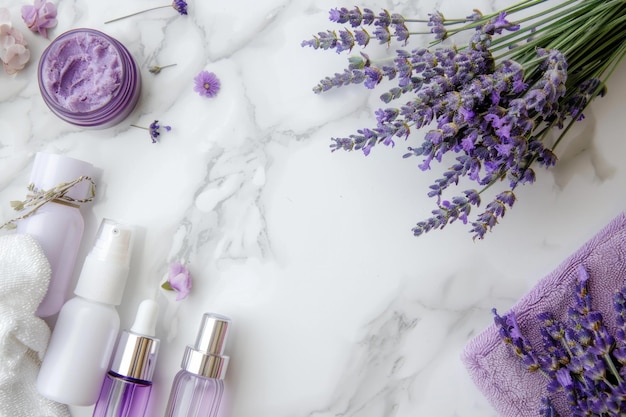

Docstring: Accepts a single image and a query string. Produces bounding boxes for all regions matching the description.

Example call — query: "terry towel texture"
[462,212,626,417]
[0,234,70,417]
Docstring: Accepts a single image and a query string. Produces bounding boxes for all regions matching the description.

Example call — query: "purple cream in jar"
[38,28,141,128]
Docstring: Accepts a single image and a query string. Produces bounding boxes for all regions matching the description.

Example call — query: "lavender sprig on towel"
[494,265,626,416]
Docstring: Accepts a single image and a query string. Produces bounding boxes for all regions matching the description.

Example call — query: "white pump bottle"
[36,218,134,406]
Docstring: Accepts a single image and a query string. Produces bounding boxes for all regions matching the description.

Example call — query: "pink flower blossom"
[164,262,192,301]
[0,9,30,75]
[21,0,57,39]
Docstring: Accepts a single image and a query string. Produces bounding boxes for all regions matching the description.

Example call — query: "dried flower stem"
[149,63,177,74]
[0,176,96,229]
[105,5,172,24]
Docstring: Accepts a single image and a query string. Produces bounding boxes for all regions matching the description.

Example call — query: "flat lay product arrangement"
[1,0,626,416]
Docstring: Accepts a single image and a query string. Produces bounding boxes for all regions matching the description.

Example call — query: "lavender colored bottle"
[164,313,231,417]
[16,152,94,317]
[93,299,160,417]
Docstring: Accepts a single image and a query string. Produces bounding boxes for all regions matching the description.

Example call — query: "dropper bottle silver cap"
[110,299,160,381]
[181,313,231,379]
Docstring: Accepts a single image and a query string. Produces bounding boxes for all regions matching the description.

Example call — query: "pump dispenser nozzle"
[74,218,134,305]
[181,313,231,379]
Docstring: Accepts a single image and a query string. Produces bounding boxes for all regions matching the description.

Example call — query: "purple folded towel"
[461,212,626,417]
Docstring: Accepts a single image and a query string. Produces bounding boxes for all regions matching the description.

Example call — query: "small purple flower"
[149,120,171,143]
[194,70,221,98]
[172,0,188,15]
[21,0,57,38]
[163,262,192,301]
[131,120,172,143]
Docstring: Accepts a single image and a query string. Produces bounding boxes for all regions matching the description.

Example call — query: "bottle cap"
[30,152,93,200]
[110,299,160,381]
[181,313,231,379]
[74,218,134,305]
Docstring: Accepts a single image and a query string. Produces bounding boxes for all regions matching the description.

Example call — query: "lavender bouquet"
[494,266,626,416]
[302,0,626,239]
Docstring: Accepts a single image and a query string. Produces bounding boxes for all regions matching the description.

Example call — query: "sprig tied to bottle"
[0,176,96,230]
[302,0,626,239]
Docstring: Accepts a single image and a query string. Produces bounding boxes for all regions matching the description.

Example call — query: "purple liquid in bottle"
[92,300,160,417]
[93,373,152,417]
[165,371,224,417]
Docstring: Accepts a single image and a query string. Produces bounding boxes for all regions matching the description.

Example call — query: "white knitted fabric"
[0,234,70,417]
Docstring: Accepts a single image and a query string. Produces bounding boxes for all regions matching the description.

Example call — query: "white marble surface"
[1,0,626,416]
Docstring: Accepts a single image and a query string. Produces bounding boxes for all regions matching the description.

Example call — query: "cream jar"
[38,28,141,128]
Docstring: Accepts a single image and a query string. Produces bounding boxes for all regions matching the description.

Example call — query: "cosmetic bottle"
[38,28,141,128]
[164,313,232,417]
[37,218,134,406]
[93,299,160,417]
[16,152,94,317]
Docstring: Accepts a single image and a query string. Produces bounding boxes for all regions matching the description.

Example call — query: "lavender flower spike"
[303,0,622,239]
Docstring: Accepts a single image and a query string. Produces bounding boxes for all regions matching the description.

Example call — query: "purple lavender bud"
[465,10,482,22]
[538,148,557,167]
[354,29,370,47]
[555,367,573,388]
[470,222,488,239]
[394,23,410,43]
[497,190,516,206]
[614,289,626,327]
[614,346,626,366]
[579,78,602,95]
[345,7,361,27]
[425,129,443,145]
[329,7,348,23]
[483,12,520,35]
[375,108,399,125]
[373,25,391,45]
[375,9,392,27]
[361,8,375,25]
[427,11,444,27]
[464,189,481,206]
[390,13,404,25]
[525,89,548,112]
[336,29,355,53]
[300,38,319,49]
[539,397,559,417]
[364,67,383,88]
